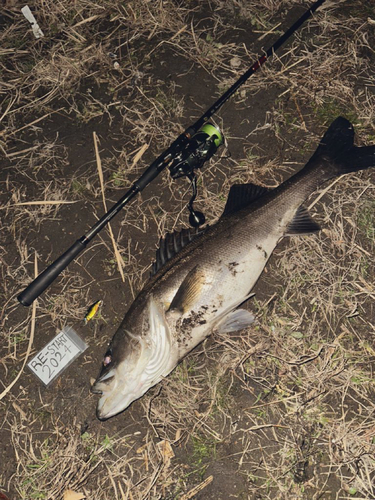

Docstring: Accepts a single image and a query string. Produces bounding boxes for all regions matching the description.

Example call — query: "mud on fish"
[92,117,375,420]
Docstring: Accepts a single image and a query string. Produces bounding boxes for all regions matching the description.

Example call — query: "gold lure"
[84,300,102,324]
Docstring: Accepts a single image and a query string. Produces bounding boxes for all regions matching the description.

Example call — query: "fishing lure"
[84,300,102,324]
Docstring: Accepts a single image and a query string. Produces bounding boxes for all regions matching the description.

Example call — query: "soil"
[1,1,375,499]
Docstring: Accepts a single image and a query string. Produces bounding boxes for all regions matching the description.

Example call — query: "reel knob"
[189,208,206,228]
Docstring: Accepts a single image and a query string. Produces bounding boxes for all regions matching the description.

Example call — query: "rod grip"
[17,239,86,307]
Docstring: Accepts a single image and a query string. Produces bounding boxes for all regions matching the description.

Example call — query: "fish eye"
[103,349,112,366]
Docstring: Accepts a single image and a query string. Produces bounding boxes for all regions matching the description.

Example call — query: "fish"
[92,117,375,420]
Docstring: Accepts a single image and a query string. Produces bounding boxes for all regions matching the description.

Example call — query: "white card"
[28,326,87,386]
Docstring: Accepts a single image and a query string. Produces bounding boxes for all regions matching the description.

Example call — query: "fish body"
[92,117,375,419]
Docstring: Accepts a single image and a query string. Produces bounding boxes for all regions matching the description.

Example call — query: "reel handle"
[187,172,206,227]
[188,208,205,227]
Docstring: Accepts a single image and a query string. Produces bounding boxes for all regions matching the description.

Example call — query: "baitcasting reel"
[169,123,223,227]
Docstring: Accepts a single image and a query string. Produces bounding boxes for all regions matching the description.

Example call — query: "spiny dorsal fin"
[222,183,271,217]
[286,206,320,235]
[150,227,205,277]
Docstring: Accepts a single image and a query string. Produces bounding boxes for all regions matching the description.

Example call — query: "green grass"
[314,99,359,126]
[189,434,217,480]
[357,200,375,245]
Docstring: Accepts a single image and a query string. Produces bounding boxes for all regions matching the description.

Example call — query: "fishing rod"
[17,0,326,307]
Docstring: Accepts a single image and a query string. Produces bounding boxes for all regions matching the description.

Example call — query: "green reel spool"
[196,123,223,149]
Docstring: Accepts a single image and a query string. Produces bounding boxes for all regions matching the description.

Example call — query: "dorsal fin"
[222,183,271,216]
[150,227,205,277]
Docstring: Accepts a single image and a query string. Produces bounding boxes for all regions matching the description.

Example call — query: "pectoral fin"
[169,265,207,314]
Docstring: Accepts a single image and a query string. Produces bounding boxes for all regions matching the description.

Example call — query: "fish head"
[91,333,150,420]
[91,296,172,419]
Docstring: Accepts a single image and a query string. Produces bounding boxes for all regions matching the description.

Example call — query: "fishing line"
[18,0,327,306]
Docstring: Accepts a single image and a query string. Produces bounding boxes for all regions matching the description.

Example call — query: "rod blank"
[17,0,326,306]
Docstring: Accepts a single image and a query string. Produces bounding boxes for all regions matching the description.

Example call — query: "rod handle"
[17,239,87,307]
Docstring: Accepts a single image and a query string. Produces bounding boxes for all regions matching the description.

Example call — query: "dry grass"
[1,0,375,499]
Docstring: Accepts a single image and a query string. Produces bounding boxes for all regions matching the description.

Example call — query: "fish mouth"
[96,401,129,420]
[93,297,172,420]
[91,375,116,400]
[96,390,139,420]
[96,405,111,421]
[91,386,103,395]
[94,369,148,420]
[91,368,116,395]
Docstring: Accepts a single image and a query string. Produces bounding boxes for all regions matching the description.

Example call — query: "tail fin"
[342,146,375,172]
[312,117,375,175]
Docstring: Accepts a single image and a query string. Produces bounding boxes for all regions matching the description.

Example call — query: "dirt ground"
[1,1,375,499]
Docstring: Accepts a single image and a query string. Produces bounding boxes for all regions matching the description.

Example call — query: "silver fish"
[92,117,375,419]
